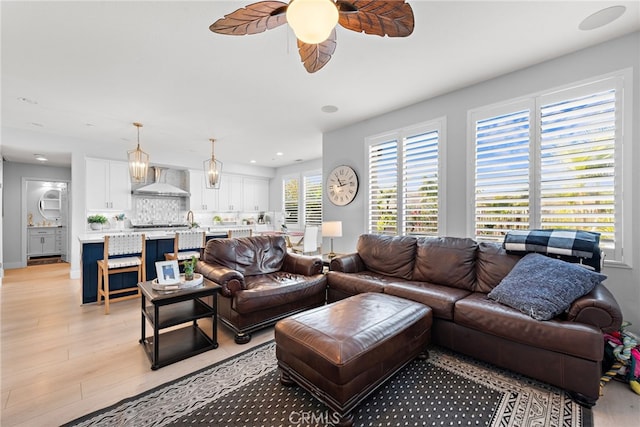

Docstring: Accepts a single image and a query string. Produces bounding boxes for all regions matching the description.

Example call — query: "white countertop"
[77,225,271,244]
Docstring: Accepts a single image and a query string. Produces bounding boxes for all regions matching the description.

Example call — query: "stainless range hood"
[133,167,190,197]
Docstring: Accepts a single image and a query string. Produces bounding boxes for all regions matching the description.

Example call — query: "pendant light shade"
[128,122,149,183]
[204,138,223,189]
[286,0,339,45]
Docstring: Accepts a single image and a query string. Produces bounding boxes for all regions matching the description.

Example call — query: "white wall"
[323,32,640,333]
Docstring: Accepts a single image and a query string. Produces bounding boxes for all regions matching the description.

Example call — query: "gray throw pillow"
[487,253,606,321]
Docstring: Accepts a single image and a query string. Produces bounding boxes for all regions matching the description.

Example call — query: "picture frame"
[155,260,180,285]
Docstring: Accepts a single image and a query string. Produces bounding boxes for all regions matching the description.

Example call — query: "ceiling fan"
[209,0,414,73]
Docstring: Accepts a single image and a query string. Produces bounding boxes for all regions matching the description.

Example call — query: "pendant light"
[128,122,149,183]
[204,138,223,189]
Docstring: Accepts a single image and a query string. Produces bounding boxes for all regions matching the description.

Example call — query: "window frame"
[282,169,323,228]
[467,69,632,267]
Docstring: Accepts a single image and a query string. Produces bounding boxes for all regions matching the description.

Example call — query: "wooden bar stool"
[97,233,146,314]
[164,230,206,265]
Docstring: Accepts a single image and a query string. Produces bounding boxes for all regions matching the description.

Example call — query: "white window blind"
[403,129,440,236]
[304,173,323,226]
[474,108,531,241]
[368,139,398,235]
[539,89,616,249]
[367,119,443,237]
[283,177,299,225]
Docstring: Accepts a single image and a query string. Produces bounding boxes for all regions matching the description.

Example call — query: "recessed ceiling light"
[17,97,38,105]
[34,154,48,162]
[276,152,284,156]
[31,122,44,127]
[85,123,95,127]
[321,105,339,113]
[579,6,626,31]
[250,160,256,164]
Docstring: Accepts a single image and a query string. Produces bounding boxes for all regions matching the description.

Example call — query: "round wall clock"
[327,165,359,206]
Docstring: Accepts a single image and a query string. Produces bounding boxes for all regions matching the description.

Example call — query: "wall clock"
[327,165,359,206]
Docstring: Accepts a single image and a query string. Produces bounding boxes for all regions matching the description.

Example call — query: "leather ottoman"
[275,292,432,426]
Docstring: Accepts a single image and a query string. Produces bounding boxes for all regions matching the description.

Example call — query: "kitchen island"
[78,229,228,304]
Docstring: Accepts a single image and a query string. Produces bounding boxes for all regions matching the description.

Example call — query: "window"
[282,171,322,227]
[283,176,299,225]
[304,173,322,226]
[367,119,444,237]
[471,73,628,264]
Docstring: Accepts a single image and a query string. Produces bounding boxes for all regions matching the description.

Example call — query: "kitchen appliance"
[133,167,189,197]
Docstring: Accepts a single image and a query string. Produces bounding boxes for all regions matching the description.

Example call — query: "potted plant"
[183,255,197,281]
[87,214,108,230]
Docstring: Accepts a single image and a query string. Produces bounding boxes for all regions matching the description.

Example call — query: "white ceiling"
[2,1,639,169]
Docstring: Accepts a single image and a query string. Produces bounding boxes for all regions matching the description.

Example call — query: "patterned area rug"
[65,341,592,427]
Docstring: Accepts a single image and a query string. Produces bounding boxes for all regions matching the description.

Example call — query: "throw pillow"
[487,253,607,321]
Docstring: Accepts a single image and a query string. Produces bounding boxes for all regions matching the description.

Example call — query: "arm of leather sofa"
[281,253,323,276]
[329,253,365,273]
[196,260,244,297]
[566,284,623,333]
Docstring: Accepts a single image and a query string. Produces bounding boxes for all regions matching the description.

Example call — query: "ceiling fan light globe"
[286,0,338,45]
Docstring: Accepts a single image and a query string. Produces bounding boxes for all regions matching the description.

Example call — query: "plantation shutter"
[474,107,531,241]
[368,138,398,235]
[403,129,439,236]
[283,176,299,225]
[304,173,322,226]
[539,88,617,249]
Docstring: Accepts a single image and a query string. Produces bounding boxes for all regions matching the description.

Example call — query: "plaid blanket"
[503,229,602,271]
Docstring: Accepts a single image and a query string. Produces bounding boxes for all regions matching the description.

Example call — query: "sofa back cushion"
[412,237,477,290]
[357,234,417,280]
[475,242,522,293]
[203,235,287,276]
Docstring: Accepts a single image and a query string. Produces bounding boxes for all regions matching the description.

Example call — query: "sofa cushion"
[326,270,392,295]
[412,237,477,290]
[455,293,603,360]
[384,281,471,320]
[357,234,417,280]
[475,242,522,293]
[203,235,287,276]
[235,272,327,314]
[487,253,607,320]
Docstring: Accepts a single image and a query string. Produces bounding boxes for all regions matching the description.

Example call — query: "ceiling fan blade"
[209,1,288,35]
[297,30,337,73]
[337,0,414,37]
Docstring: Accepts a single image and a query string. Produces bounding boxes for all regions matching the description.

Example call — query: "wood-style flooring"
[1,264,638,426]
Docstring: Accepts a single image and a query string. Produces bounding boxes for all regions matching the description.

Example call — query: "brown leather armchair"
[197,235,326,344]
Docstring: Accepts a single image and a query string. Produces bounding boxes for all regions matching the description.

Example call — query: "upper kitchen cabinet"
[243,177,269,212]
[189,169,218,211]
[218,174,244,211]
[86,158,132,210]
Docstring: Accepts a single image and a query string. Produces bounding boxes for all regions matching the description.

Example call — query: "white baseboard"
[4,262,25,270]
[70,269,81,279]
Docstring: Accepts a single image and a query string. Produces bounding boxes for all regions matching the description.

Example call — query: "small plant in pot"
[87,214,108,230]
[183,256,197,281]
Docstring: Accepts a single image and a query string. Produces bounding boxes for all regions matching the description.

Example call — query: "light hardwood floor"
[1,264,638,426]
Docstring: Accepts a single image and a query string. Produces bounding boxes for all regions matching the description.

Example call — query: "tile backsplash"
[134,196,186,223]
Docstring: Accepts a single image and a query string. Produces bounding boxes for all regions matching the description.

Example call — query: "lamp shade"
[286,0,339,44]
[322,221,342,238]
[204,138,223,189]
[128,122,149,183]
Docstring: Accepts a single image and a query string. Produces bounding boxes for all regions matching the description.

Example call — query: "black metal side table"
[138,279,220,370]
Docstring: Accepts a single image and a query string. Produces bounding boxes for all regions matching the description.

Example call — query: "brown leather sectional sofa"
[327,234,623,406]
[196,235,326,344]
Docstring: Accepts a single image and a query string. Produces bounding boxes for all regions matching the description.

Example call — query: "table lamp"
[322,221,343,259]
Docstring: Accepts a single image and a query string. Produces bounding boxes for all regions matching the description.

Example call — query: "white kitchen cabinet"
[86,158,132,210]
[189,170,218,211]
[218,174,244,211]
[242,177,269,212]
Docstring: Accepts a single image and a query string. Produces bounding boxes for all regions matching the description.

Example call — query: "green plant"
[213,215,222,224]
[87,214,108,224]
[183,255,197,279]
